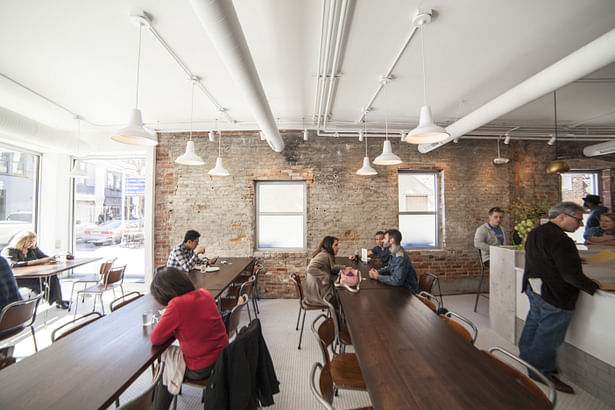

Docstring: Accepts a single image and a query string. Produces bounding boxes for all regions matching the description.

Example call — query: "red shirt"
[150,288,228,370]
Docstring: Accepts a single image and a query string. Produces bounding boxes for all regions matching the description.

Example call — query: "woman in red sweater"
[150,267,228,409]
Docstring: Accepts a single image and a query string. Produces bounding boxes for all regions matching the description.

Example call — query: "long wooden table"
[0,256,254,410]
[12,257,102,279]
[338,286,551,410]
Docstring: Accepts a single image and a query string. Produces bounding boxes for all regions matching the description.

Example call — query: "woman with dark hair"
[304,236,347,305]
[150,267,228,410]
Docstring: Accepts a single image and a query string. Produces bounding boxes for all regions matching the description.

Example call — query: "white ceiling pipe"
[316,0,339,130]
[418,27,615,154]
[189,0,284,152]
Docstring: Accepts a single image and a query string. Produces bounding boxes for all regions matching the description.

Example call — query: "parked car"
[74,220,95,243]
[0,211,33,248]
[82,220,124,245]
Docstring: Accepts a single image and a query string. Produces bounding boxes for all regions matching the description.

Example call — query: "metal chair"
[73,265,126,317]
[290,273,327,349]
[252,261,264,314]
[418,272,443,308]
[226,294,249,341]
[310,362,373,410]
[118,362,164,410]
[51,312,104,342]
[439,311,478,344]
[110,292,144,312]
[484,347,555,408]
[312,314,366,391]
[68,258,116,310]
[0,294,42,352]
[416,291,440,313]
[322,294,352,355]
[474,249,488,312]
[221,275,257,322]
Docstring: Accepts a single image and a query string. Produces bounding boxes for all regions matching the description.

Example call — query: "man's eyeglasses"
[565,214,583,224]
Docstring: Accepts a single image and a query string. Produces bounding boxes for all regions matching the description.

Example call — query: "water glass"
[142,310,154,327]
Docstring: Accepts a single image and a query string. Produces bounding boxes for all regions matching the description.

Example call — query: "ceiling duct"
[418,27,615,154]
[583,140,615,157]
[189,0,284,152]
[0,106,74,153]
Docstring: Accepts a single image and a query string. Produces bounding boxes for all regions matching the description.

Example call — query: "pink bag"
[335,267,361,293]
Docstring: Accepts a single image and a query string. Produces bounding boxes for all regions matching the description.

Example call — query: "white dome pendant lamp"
[68,116,88,179]
[175,78,205,166]
[208,121,230,176]
[405,11,449,144]
[111,14,157,146]
[356,120,377,175]
[373,85,402,165]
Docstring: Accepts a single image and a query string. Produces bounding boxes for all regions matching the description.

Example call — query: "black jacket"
[522,221,598,310]
[205,319,280,410]
[1,247,47,268]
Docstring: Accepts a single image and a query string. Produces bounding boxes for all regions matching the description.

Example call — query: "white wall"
[38,152,71,255]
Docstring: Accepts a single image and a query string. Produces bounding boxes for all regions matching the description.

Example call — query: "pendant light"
[546,90,570,174]
[405,11,449,144]
[208,120,230,176]
[356,120,377,175]
[373,79,402,165]
[68,116,88,178]
[111,14,158,146]
[493,137,510,166]
[175,78,205,166]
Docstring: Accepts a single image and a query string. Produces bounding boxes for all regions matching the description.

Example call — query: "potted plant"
[511,199,550,249]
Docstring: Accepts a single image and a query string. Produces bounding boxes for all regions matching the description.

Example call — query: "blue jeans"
[518,285,574,375]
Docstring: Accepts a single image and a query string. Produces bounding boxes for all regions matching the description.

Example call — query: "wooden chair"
[118,362,164,410]
[110,292,144,312]
[416,291,440,313]
[311,314,366,391]
[322,294,352,355]
[310,362,373,410]
[226,294,249,341]
[0,294,42,352]
[418,272,443,308]
[252,261,264,314]
[51,312,104,343]
[73,265,126,318]
[474,249,488,312]
[221,275,257,322]
[439,311,478,344]
[68,258,115,310]
[290,273,327,349]
[484,347,555,408]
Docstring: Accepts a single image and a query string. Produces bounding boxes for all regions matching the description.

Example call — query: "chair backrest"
[309,362,335,410]
[0,294,42,334]
[311,314,335,364]
[440,311,478,344]
[416,291,439,312]
[418,272,436,293]
[227,294,248,341]
[110,292,143,312]
[484,347,555,407]
[104,265,126,287]
[253,261,264,276]
[117,362,165,410]
[51,312,104,343]
[290,273,305,304]
[322,294,343,353]
[239,275,256,298]
[154,265,166,276]
[99,259,116,276]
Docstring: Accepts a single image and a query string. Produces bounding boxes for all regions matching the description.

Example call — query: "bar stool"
[473,249,488,312]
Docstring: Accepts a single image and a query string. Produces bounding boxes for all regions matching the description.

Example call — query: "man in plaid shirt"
[167,230,217,272]
[0,257,22,310]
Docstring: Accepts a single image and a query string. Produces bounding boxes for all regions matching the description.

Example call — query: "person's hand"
[195,245,206,255]
[348,255,355,261]
[368,268,378,280]
[367,249,373,256]
[209,257,218,265]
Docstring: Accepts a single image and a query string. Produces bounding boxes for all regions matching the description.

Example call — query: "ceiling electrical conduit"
[418,27,615,154]
[312,0,329,126]
[189,0,284,152]
[316,0,339,131]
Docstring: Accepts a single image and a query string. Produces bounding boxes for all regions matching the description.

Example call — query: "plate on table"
[205,266,220,272]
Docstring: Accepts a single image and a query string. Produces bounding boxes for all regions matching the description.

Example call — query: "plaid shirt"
[0,257,22,310]
[166,243,207,272]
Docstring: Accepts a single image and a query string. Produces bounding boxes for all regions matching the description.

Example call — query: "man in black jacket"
[519,201,601,394]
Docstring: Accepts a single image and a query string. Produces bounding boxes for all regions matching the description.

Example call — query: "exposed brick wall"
[154,132,615,298]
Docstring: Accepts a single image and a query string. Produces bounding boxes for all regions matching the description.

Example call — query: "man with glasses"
[167,230,217,272]
[519,202,601,394]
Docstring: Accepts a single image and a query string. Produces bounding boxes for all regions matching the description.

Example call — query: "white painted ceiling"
[0,0,614,148]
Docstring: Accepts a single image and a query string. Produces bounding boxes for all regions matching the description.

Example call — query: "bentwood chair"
[418,272,444,308]
[252,261,264,314]
[290,273,327,349]
[483,347,555,408]
[439,311,478,344]
[310,362,373,410]
[416,291,440,313]
[0,294,42,352]
[73,265,126,318]
[68,258,116,310]
[110,292,143,312]
[51,312,103,343]
[322,294,352,355]
[119,362,164,410]
[474,249,488,312]
[221,276,257,322]
[312,314,366,391]
[226,294,249,341]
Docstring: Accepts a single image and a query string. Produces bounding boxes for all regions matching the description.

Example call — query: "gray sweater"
[474,223,507,263]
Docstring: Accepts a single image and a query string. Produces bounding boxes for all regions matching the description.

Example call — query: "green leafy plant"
[511,199,550,248]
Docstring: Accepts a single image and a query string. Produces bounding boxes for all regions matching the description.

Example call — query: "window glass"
[398,171,441,248]
[560,171,599,244]
[256,181,305,249]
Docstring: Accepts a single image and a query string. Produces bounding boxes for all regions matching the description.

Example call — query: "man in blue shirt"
[368,229,418,292]
[367,231,391,266]
[0,257,22,310]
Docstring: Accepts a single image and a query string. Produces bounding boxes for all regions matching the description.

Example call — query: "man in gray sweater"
[474,207,507,267]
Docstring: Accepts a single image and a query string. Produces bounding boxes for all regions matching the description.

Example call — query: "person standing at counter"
[305,236,347,305]
[167,230,217,272]
[368,229,418,292]
[474,207,507,267]
[585,213,615,246]
[582,194,608,241]
[519,202,601,394]
[1,231,69,309]
[367,231,391,266]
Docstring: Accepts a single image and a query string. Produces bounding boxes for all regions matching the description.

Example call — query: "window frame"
[255,180,307,251]
[398,169,442,249]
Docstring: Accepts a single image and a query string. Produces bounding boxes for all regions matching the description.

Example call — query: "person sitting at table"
[582,194,608,241]
[0,231,70,309]
[166,230,217,272]
[367,230,391,266]
[0,257,22,311]
[585,213,615,246]
[474,206,508,267]
[305,236,347,305]
[150,267,229,410]
[368,229,418,292]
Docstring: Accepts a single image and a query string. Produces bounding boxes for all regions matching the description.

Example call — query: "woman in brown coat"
[304,236,346,305]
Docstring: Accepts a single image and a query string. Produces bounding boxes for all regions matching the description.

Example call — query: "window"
[398,171,441,248]
[560,171,600,244]
[256,181,305,249]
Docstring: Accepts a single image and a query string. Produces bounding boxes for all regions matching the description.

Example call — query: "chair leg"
[298,308,307,350]
[252,296,259,318]
[73,295,80,319]
[295,306,302,331]
[30,326,38,352]
[474,265,486,312]
[246,301,252,322]
[172,394,178,410]
[115,398,120,407]
[100,294,105,315]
